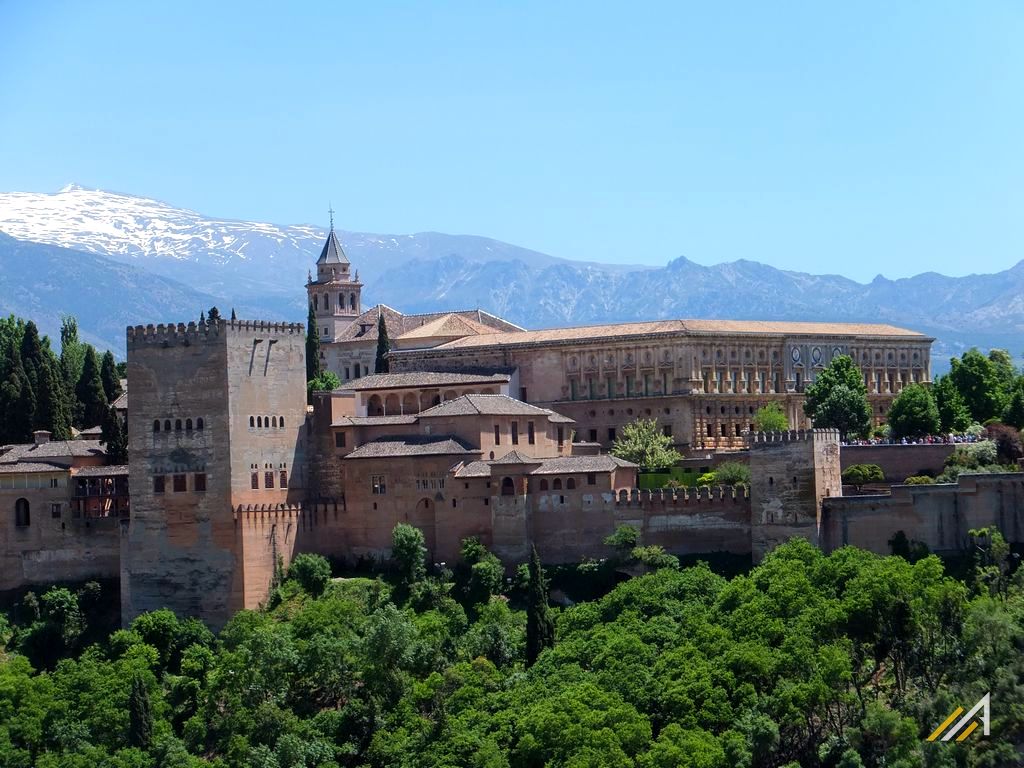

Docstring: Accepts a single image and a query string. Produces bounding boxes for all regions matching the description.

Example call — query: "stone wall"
[822,473,1024,555]
[840,444,954,483]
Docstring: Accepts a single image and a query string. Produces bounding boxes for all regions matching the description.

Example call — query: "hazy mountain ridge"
[1,185,1023,366]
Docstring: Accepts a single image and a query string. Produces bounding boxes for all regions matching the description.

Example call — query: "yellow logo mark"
[927,693,990,742]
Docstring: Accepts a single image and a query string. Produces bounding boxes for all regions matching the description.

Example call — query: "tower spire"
[328,203,335,232]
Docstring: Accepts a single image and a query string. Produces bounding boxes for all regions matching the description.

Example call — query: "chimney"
[33,430,51,445]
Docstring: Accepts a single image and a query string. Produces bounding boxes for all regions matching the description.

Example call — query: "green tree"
[932,374,972,432]
[525,546,555,666]
[75,346,108,428]
[611,418,681,470]
[712,461,750,486]
[35,357,72,439]
[375,314,391,374]
[456,537,504,610]
[803,356,872,439]
[1002,383,1024,429]
[949,348,1008,423]
[1,339,35,443]
[18,320,45,395]
[100,405,128,464]
[306,302,321,382]
[842,463,885,491]
[100,350,122,403]
[59,315,86,397]
[207,307,221,322]
[288,553,332,596]
[306,370,341,399]
[886,383,940,439]
[128,674,153,751]
[392,523,427,587]
[604,524,641,558]
[752,401,788,432]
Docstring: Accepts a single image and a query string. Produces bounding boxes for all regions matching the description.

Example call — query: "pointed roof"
[317,228,350,266]
[492,450,542,465]
[396,313,498,341]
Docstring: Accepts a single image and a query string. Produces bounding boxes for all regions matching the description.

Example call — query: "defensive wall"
[839,443,954,483]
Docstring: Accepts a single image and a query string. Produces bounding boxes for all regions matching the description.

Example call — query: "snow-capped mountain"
[1,184,1024,367]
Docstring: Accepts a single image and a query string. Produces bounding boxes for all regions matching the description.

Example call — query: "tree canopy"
[611,418,682,470]
[375,314,391,374]
[886,383,940,439]
[803,355,872,439]
[752,401,788,432]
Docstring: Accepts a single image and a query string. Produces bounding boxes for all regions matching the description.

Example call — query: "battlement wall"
[127,319,304,349]
[747,428,842,446]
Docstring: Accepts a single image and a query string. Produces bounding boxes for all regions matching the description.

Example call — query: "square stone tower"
[748,429,841,561]
[122,318,307,628]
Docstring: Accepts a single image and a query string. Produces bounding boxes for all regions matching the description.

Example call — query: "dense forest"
[1,525,1021,768]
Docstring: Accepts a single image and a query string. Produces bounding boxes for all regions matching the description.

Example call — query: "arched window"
[349,293,356,310]
[257,416,262,428]
[153,420,161,433]
[566,478,576,490]
[185,418,193,431]
[539,479,549,491]
[313,295,319,311]
[501,477,515,496]
[175,419,182,431]
[323,293,329,310]
[197,418,204,430]
[15,498,30,527]
[272,416,278,428]
[553,478,562,490]
[264,416,269,428]
[164,420,171,432]
[250,416,255,428]
[279,417,284,428]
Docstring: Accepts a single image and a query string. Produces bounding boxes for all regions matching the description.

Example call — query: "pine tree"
[100,405,128,463]
[36,357,72,439]
[75,346,108,429]
[375,314,391,374]
[306,302,322,382]
[128,674,153,750]
[100,350,122,403]
[525,545,555,666]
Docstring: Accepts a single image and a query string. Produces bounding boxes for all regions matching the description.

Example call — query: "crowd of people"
[842,431,984,447]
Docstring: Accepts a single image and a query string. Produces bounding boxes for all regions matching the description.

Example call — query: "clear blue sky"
[1,1,1022,281]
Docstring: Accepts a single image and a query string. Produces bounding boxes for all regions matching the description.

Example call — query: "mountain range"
[1,184,1022,369]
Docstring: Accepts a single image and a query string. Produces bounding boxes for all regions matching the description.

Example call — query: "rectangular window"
[173,474,187,493]
[49,477,59,488]
[51,503,61,519]
[587,473,596,486]
[194,473,207,492]
[663,424,673,437]
[527,421,535,444]
[494,425,501,445]
[662,373,669,394]
[625,375,633,396]
[371,475,386,495]
[720,424,727,437]
[607,427,616,441]
[557,427,564,447]
[154,475,166,494]
[520,387,528,401]
[322,327,328,336]
[280,470,288,488]
[735,424,742,437]
[588,378,595,399]
[344,367,350,379]
[265,471,275,489]
[570,379,578,400]
[644,374,651,396]
[511,422,519,445]
[335,431,346,448]
[354,367,360,379]
[251,472,259,490]
[607,377,614,399]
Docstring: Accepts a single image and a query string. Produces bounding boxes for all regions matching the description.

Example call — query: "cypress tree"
[60,316,85,421]
[306,303,322,381]
[525,545,555,666]
[375,314,391,374]
[128,674,153,750]
[19,321,44,396]
[230,307,237,320]
[199,309,206,326]
[36,357,72,439]
[100,350,122,403]
[100,405,128,463]
[1,340,35,444]
[75,346,108,429]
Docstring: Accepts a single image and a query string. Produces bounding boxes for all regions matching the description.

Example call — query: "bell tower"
[306,209,362,343]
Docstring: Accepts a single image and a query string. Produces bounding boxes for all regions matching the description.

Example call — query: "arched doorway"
[405,498,437,558]
[367,395,384,416]
[501,477,515,496]
[14,498,30,527]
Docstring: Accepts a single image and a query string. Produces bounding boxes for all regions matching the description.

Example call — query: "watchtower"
[306,219,362,344]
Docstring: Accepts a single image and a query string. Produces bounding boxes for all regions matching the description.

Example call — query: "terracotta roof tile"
[344,435,478,459]
[331,415,419,427]
[418,394,556,418]
[339,371,510,392]
[73,464,129,477]
[453,453,636,478]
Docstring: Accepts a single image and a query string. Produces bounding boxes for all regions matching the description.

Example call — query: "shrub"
[288,553,332,596]
[713,461,751,486]
[630,545,679,570]
[696,472,716,486]
[903,476,934,485]
[841,464,885,490]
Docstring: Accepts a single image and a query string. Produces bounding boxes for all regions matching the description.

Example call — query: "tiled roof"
[546,412,576,423]
[317,229,350,265]
[332,305,522,344]
[418,394,556,418]
[331,415,419,427]
[0,461,67,475]
[0,440,106,463]
[73,464,129,477]
[453,453,637,478]
[400,318,929,352]
[78,426,103,438]
[339,370,510,392]
[492,450,542,465]
[396,313,498,340]
[344,435,478,459]
[112,392,128,410]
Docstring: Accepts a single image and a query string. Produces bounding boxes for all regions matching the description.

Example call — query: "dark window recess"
[251,472,259,490]
[280,470,288,488]
[153,476,165,494]
[335,431,346,448]
[663,424,673,437]
[51,503,62,519]
[173,474,187,493]
[194,473,207,492]
[528,422,535,445]
[589,429,598,442]
[494,425,501,445]
[265,471,275,489]
[511,422,519,445]
[587,473,596,485]
[607,427,616,442]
